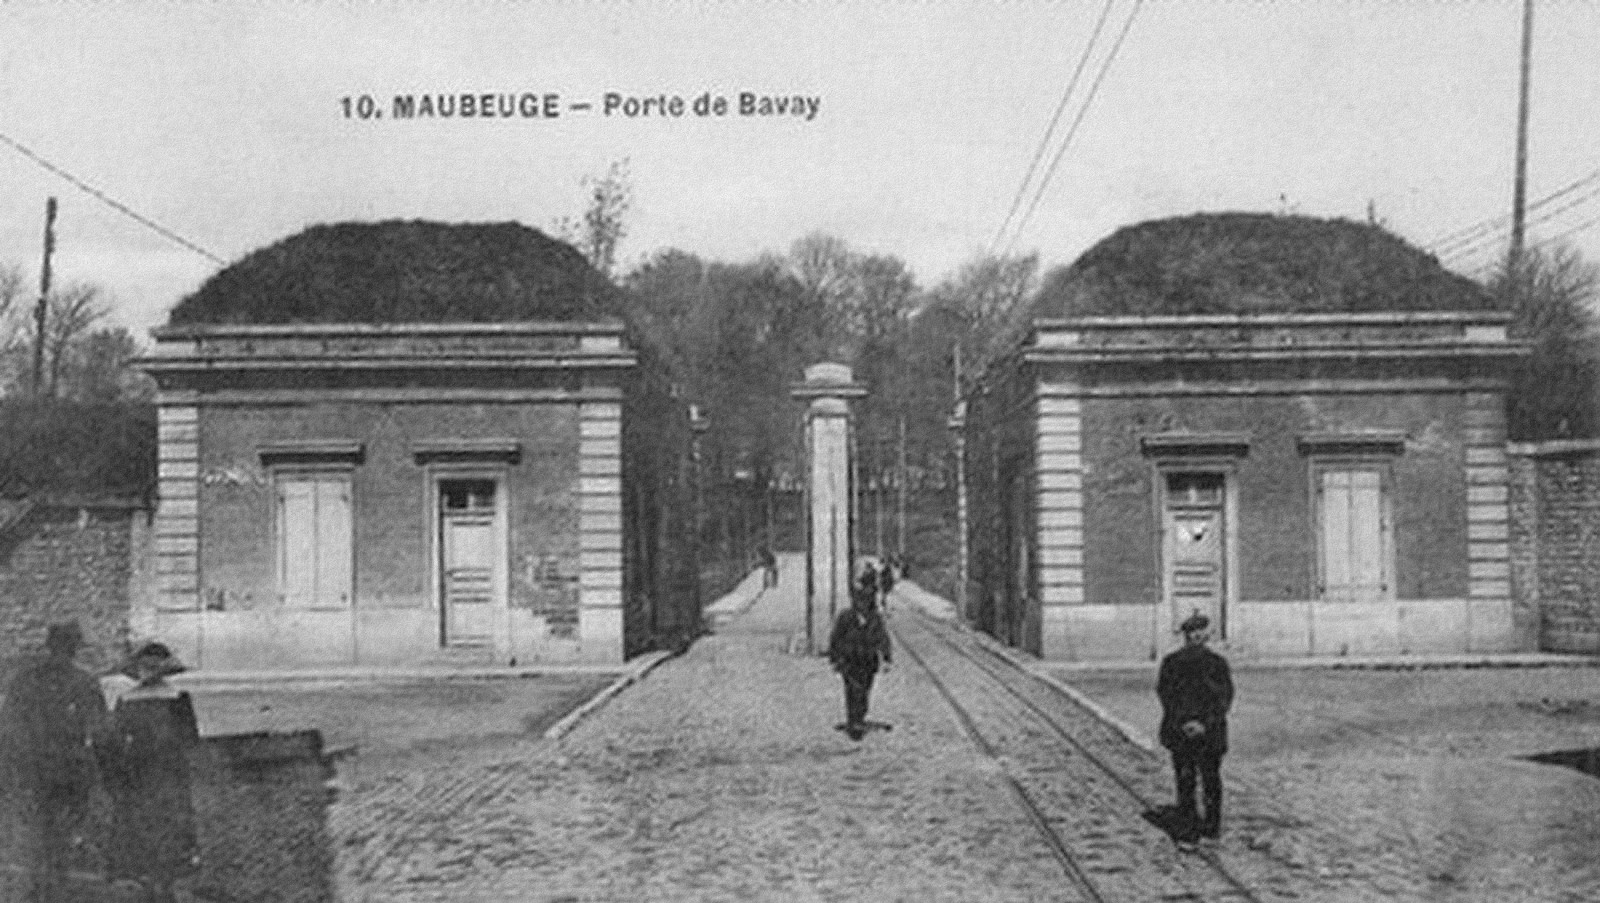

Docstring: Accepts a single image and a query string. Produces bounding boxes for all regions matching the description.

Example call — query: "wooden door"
[439,479,498,646]
[1163,472,1227,635]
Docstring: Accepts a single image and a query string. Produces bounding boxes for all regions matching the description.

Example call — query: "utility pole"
[1509,0,1534,274]
[950,341,969,621]
[873,432,885,556]
[897,414,908,560]
[31,197,57,397]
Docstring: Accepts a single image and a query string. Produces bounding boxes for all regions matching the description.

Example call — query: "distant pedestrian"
[97,642,200,903]
[878,558,896,605]
[758,545,778,589]
[1157,612,1233,848]
[855,559,879,605]
[828,577,893,741]
[0,621,107,903]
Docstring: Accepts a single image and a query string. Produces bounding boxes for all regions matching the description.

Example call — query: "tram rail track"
[890,607,1299,903]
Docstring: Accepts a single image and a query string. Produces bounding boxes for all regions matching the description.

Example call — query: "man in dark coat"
[1157,611,1234,846]
[758,546,778,589]
[828,578,892,740]
[0,622,108,903]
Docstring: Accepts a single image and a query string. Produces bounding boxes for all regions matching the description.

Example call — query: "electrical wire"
[987,0,1119,258]
[1532,211,1600,251]
[1002,0,1144,256]
[1430,168,1600,256]
[1443,182,1600,264]
[0,129,226,265]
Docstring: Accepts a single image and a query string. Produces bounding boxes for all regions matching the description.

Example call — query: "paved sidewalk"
[336,555,1074,902]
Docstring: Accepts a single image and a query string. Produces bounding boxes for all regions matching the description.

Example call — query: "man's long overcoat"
[1156,644,1234,755]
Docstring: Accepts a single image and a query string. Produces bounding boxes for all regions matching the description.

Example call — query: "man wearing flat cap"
[1157,611,1234,847]
[0,621,108,903]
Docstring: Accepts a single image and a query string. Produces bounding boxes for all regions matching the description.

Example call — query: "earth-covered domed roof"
[1030,212,1497,318]
[168,220,620,325]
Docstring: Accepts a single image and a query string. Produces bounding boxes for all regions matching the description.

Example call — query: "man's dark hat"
[1178,612,1211,633]
[131,641,187,676]
[45,621,85,652]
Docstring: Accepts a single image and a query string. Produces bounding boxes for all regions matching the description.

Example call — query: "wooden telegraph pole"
[1508,0,1534,275]
[31,197,57,397]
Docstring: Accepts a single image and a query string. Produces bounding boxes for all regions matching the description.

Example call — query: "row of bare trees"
[0,263,150,403]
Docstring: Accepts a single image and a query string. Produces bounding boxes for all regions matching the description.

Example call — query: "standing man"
[0,622,108,903]
[758,545,778,589]
[878,557,896,608]
[828,576,892,740]
[1157,611,1233,849]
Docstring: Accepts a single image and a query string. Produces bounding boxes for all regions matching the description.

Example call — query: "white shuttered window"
[1317,467,1389,601]
[276,474,353,608]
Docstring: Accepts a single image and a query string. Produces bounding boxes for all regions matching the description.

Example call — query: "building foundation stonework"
[968,312,1528,662]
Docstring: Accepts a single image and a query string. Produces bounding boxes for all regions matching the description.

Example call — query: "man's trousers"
[1171,746,1223,836]
[841,668,877,727]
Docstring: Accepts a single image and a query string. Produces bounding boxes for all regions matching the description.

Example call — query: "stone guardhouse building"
[138,221,698,669]
[965,214,1530,661]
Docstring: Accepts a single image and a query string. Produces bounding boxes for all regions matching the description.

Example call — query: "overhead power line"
[988,0,1119,257]
[1429,168,1600,255]
[1002,0,1144,256]
[1533,212,1600,251]
[1443,182,1600,265]
[0,129,226,265]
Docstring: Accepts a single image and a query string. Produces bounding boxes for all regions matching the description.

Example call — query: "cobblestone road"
[331,560,1566,902]
[334,560,1077,902]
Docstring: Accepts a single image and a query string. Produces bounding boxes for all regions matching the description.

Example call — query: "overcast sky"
[3,1,1598,334]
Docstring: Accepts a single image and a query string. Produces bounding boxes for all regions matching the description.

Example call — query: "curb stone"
[542,650,674,740]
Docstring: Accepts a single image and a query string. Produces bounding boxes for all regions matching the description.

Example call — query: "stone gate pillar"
[791,363,867,655]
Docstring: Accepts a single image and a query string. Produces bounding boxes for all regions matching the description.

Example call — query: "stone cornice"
[1023,344,1528,366]
[151,320,626,339]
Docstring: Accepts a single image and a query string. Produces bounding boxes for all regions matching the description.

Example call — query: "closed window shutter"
[279,480,319,607]
[316,479,353,607]
[1320,469,1385,600]
[278,475,353,608]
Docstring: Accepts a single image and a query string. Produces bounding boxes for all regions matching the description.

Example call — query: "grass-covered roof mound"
[1031,212,1497,318]
[169,220,621,325]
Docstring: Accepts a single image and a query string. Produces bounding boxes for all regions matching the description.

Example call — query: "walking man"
[1157,611,1233,848]
[0,622,108,903]
[828,577,892,741]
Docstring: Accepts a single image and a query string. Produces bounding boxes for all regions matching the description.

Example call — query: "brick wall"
[198,403,579,618]
[1509,443,1600,653]
[0,500,147,681]
[1081,392,1469,608]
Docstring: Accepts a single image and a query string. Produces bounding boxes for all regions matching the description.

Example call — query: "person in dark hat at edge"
[828,572,893,741]
[97,641,200,903]
[1157,610,1234,850]
[0,621,108,903]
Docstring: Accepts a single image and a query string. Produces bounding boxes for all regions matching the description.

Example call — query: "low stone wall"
[0,499,149,681]
[0,729,334,903]
[1509,441,1600,654]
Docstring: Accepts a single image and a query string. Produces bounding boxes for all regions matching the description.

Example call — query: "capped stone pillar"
[792,363,867,655]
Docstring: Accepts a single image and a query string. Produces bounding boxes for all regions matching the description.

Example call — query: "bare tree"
[57,326,152,403]
[788,232,855,310]
[923,252,1040,392]
[36,282,109,398]
[553,159,633,280]
[0,264,31,395]
[1490,244,1600,439]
